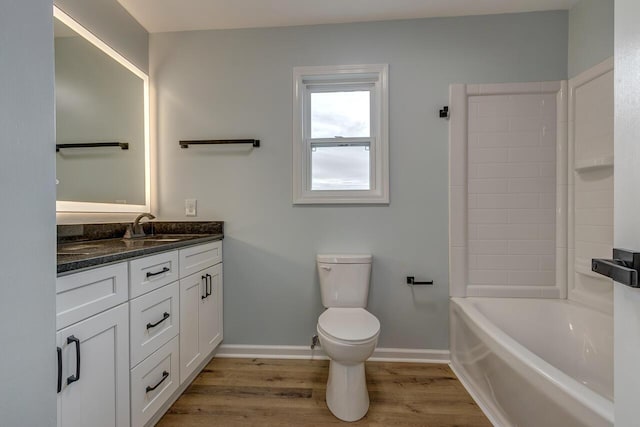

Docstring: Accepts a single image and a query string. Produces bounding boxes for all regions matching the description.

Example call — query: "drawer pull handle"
[57,347,62,393]
[146,267,170,278]
[146,371,169,393]
[206,274,212,297]
[146,312,170,330]
[201,275,207,299]
[66,335,80,386]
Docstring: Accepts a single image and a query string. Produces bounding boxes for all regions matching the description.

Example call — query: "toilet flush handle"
[320,265,332,271]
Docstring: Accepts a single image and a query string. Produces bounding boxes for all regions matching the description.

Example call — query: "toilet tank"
[317,254,372,308]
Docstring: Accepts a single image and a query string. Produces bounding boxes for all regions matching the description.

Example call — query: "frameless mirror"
[54,6,150,213]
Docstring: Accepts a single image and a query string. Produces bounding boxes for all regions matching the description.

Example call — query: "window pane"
[311,91,370,138]
[311,144,370,190]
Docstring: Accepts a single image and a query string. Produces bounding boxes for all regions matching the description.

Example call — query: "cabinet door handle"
[146,312,170,330]
[57,347,62,393]
[146,371,169,393]
[201,275,207,299]
[66,335,80,386]
[206,274,212,297]
[146,266,170,278]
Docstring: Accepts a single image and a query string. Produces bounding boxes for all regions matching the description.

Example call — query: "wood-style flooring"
[157,358,491,426]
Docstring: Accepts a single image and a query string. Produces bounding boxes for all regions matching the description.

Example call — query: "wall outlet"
[185,199,197,216]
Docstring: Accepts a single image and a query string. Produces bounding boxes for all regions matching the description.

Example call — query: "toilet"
[316,254,380,422]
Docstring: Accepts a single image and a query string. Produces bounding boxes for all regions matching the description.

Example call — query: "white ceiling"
[117,0,578,33]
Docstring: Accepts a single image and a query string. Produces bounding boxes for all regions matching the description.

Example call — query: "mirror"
[54,6,150,213]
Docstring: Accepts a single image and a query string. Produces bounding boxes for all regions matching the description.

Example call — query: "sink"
[57,243,103,252]
[138,234,203,242]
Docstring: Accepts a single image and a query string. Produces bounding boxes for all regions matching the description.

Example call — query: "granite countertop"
[57,221,223,275]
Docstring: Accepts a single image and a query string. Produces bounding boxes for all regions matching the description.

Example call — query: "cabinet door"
[57,303,130,427]
[199,263,223,356]
[179,272,206,383]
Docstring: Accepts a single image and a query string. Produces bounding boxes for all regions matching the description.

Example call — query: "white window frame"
[292,64,389,204]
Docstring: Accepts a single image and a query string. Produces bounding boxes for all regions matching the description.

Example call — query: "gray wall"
[151,11,568,349]
[568,0,614,77]
[0,0,57,425]
[54,0,149,74]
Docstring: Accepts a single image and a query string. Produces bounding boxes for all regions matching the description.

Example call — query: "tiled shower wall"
[568,58,614,313]
[449,81,567,298]
[467,94,557,292]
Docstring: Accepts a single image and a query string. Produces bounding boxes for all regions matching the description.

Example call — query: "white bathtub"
[450,298,613,427]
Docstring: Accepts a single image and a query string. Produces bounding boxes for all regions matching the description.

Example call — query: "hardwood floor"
[157,358,491,426]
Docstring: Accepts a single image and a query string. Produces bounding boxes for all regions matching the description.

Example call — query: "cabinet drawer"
[130,282,179,368]
[179,241,222,277]
[130,251,179,299]
[56,263,128,330]
[131,336,180,427]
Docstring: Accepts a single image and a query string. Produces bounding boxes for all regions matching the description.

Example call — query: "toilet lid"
[318,308,380,342]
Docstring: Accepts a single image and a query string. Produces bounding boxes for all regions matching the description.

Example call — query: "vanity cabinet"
[57,239,223,427]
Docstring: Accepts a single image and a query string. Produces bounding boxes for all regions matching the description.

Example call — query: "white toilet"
[316,254,380,422]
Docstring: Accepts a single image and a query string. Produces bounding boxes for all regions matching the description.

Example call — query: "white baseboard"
[215,344,450,364]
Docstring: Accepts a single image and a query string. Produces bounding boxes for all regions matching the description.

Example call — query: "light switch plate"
[185,199,197,216]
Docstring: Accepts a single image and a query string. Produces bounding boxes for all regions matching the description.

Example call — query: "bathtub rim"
[450,297,614,426]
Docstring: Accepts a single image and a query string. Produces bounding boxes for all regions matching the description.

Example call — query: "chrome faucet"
[124,213,156,239]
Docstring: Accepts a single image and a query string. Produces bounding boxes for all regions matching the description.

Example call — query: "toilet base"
[325,359,370,422]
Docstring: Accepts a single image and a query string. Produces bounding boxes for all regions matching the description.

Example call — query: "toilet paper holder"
[406,276,434,286]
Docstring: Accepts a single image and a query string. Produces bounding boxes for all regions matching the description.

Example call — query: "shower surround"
[447,62,615,427]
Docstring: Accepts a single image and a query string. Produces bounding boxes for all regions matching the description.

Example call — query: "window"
[292,64,389,204]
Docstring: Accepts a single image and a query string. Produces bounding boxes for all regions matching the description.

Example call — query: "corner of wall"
[567,0,614,78]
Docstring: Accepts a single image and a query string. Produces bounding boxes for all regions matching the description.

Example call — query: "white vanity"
[56,239,223,427]
[52,7,223,425]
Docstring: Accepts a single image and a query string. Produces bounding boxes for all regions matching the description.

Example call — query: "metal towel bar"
[179,139,260,148]
[56,142,128,152]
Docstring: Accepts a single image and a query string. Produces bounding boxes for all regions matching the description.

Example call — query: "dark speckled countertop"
[57,221,223,275]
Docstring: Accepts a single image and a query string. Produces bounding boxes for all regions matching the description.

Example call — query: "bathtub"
[450,298,613,427]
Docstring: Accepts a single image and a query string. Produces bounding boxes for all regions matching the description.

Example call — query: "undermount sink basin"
[57,234,211,260]
[57,252,91,256]
[122,234,204,244]
[57,243,103,252]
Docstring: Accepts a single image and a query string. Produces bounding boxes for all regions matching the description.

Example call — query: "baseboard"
[215,344,450,364]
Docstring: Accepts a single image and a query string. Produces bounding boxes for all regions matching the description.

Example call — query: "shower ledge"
[574,155,614,172]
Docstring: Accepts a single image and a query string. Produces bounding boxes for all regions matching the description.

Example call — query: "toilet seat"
[318,308,380,344]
